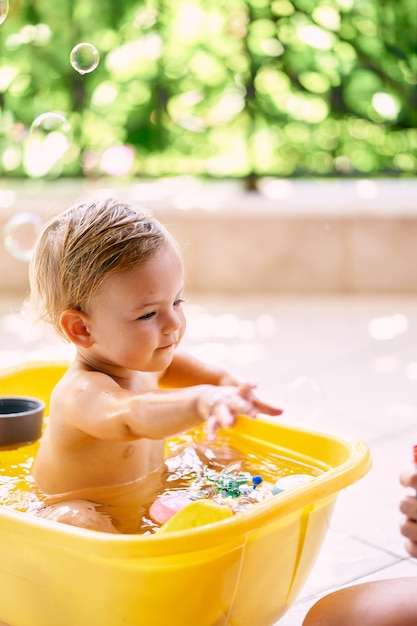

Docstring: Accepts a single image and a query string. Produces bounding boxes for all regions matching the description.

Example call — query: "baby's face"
[83,245,186,373]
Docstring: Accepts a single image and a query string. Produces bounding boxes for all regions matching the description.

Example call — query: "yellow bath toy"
[0,361,371,626]
[158,499,234,533]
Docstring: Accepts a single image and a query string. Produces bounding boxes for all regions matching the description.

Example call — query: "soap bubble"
[70,43,99,75]
[29,112,71,140]
[0,0,9,26]
[284,376,325,422]
[3,212,43,262]
[25,112,72,177]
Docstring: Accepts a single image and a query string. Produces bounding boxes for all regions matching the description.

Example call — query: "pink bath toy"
[149,493,194,524]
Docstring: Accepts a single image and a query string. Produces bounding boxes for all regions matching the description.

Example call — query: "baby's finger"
[238,382,257,398]
[239,403,259,419]
[237,384,282,417]
[205,405,236,440]
[205,416,218,441]
[214,402,236,428]
[251,397,283,416]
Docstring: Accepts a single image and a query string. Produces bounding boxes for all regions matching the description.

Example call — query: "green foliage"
[0,0,416,180]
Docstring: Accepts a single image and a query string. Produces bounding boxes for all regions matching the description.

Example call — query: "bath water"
[0,429,322,534]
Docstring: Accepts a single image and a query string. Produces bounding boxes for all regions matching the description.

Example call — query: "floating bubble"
[0,0,9,26]
[3,213,43,262]
[284,376,325,422]
[29,112,71,139]
[25,112,72,177]
[70,43,99,75]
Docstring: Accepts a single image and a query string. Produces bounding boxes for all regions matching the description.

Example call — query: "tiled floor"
[1,292,417,625]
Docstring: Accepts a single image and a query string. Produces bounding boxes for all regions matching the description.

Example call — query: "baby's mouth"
[158,341,175,350]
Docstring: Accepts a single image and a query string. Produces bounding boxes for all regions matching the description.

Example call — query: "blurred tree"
[0,0,415,182]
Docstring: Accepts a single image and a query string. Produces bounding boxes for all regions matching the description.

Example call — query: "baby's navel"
[123,444,134,459]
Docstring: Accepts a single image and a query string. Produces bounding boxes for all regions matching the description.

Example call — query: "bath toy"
[150,470,264,524]
[158,499,233,533]
[149,493,194,524]
[206,469,263,498]
[272,473,315,495]
[0,396,44,449]
[0,361,371,626]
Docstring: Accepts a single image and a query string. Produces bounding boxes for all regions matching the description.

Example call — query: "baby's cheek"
[179,318,186,341]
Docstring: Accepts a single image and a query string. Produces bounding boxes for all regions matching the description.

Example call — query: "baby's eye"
[174,298,185,307]
[138,311,156,320]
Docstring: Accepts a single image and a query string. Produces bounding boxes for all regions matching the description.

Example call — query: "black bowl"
[0,396,45,449]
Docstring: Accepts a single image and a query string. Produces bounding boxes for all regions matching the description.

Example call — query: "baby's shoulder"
[53,365,159,396]
[53,364,111,394]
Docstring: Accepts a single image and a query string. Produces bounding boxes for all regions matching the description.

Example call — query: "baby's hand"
[198,383,282,440]
[238,382,283,419]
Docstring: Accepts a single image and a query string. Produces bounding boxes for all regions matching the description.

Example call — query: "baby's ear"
[59,309,94,347]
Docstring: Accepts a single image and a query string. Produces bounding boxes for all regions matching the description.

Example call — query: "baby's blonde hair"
[29,197,172,337]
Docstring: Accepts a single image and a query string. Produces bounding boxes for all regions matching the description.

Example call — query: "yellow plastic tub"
[0,362,370,626]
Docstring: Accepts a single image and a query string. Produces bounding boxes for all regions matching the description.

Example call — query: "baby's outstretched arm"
[399,466,417,558]
[63,375,280,442]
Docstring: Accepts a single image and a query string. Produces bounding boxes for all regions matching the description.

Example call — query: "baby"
[29,197,281,533]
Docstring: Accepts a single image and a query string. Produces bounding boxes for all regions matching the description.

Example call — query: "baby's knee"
[302,588,358,626]
[35,499,119,533]
[303,579,417,626]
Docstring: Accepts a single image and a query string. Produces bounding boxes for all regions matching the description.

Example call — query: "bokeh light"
[100,145,134,176]
[367,314,408,341]
[0,0,414,179]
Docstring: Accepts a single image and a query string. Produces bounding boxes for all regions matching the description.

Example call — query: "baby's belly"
[35,466,164,533]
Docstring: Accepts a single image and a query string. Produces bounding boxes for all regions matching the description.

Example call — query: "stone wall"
[1,177,416,296]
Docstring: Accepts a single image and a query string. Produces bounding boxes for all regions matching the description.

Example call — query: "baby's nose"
[163,309,182,333]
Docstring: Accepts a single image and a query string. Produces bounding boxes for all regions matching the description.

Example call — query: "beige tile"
[2,178,417,295]
[348,219,417,293]
[180,217,345,292]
